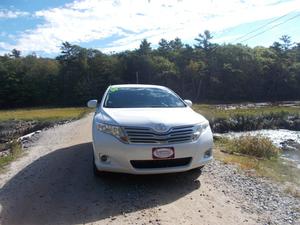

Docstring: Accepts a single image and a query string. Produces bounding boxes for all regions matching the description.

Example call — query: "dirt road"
[0,114,297,225]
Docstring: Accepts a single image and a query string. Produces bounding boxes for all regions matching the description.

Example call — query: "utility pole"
[136,71,139,84]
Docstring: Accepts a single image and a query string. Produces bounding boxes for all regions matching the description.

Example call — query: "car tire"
[93,156,104,177]
[198,165,205,170]
[191,165,204,173]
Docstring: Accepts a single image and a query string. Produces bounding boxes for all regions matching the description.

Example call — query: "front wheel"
[198,165,205,170]
[93,161,102,177]
[93,156,106,177]
[191,165,204,173]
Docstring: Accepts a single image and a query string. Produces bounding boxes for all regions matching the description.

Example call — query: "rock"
[204,160,300,225]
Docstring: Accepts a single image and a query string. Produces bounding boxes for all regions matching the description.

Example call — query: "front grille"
[123,125,194,144]
[130,157,192,169]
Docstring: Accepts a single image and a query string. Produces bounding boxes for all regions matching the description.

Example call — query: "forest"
[0,30,299,108]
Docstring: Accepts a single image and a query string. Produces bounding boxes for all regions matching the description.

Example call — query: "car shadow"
[0,142,202,225]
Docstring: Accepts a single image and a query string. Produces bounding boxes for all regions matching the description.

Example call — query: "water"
[217,129,300,168]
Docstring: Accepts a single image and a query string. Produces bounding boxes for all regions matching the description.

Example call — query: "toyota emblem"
[154,123,168,132]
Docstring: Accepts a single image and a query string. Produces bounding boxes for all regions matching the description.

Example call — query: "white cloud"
[0,9,29,18]
[0,42,13,50]
[1,0,300,54]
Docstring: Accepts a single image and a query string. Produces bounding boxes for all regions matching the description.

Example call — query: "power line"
[233,11,296,42]
[199,11,300,53]
[210,12,300,52]
[239,13,300,43]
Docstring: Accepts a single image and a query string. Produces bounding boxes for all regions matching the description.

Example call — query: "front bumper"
[92,126,213,174]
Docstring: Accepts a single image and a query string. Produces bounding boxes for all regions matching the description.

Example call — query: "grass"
[214,136,300,188]
[0,107,93,170]
[200,103,300,197]
[193,104,300,120]
[0,140,22,171]
[1,104,297,122]
[193,104,300,132]
[285,185,300,198]
[0,107,93,122]
[218,135,280,159]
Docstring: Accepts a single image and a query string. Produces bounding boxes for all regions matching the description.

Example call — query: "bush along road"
[0,114,299,225]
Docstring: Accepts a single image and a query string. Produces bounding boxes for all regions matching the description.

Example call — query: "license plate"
[152,147,175,159]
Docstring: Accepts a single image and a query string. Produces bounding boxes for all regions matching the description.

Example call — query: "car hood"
[95,107,208,129]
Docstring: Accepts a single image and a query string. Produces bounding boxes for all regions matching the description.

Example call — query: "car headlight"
[96,122,128,143]
[192,122,209,141]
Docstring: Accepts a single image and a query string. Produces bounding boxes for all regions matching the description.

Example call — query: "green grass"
[0,107,93,122]
[193,104,300,120]
[0,141,22,171]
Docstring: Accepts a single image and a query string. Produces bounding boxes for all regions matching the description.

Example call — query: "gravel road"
[0,114,299,225]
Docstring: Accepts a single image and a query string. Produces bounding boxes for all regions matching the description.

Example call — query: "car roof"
[109,84,167,89]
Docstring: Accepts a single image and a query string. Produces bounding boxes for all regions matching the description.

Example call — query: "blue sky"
[0,0,300,57]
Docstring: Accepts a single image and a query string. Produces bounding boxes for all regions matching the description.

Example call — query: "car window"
[103,87,186,108]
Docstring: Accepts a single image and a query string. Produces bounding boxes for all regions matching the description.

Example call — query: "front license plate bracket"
[152,147,175,159]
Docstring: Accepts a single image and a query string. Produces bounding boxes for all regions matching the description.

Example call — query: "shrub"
[210,112,300,133]
[225,135,280,159]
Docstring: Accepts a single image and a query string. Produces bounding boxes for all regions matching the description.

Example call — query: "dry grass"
[229,135,280,159]
[216,135,280,159]
[284,185,300,198]
[0,107,93,170]
[214,139,300,186]
[0,107,92,122]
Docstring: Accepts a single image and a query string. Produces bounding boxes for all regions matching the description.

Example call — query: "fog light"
[100,154,108,162]
[204,149,212,158]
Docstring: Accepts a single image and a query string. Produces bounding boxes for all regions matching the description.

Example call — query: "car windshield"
[103,87,186,108]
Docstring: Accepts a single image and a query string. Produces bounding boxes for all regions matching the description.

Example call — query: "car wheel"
[198,165,205,170]
[93,156,104,177]
[191,165,204,173]
[93,162,102,177]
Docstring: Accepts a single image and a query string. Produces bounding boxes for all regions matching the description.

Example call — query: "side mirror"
[87,99,98,108]
[184,99,192,107]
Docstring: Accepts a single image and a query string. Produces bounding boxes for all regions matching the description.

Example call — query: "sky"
[0,0,300,57]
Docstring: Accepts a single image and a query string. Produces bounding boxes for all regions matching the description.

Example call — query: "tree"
[280,35,292,51]
[138,39,151,55]
[158,38,171,57]
[169,37,183,50]
[1,34,300,108]
[9,49,21,58]
[194,30,213,51]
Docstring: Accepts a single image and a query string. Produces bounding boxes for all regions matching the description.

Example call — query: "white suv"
[88,84,213,175]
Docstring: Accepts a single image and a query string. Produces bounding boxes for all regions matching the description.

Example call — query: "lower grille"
[130,157,192,169]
